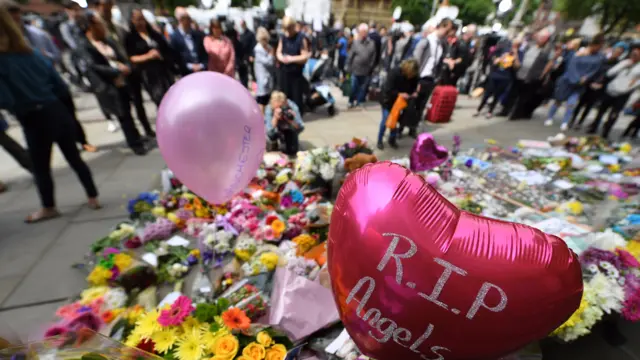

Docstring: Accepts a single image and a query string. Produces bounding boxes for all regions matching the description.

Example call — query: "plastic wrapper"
[0,329,161,360]
[269,267,340,342]
[218,278,268,320]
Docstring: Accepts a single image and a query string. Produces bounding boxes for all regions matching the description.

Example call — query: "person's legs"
[282,129,299,155]
[115,88,145,153]
[19,109,56,211]
[587,94,614,134]
[290,75,305,115]
[356,75,370,105]
[128,79,154,136]
[601,95,629,139]
[622,113,640,138]
[53,102,99,202]
[498,78,520,117]
[348,75,362,106]
[576,92,599,127]
[487,78,510,114]
[570,90,591,127]
[0,131,33,172]
[545,101,561,126]
[377,108,391,149]
[416,78,436,119]
[560,92,581,130]
[238,63,249,88]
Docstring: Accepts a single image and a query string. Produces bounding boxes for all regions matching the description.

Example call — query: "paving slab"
[0,302,65,342]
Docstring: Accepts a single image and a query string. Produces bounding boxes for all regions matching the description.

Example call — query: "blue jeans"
[349,75,369,105]
[377,108,396,143]
[547,91,581,125]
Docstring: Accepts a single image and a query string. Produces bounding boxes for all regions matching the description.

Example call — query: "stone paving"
[0,88,639,358]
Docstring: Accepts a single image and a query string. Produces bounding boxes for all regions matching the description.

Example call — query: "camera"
[277,105,295,132]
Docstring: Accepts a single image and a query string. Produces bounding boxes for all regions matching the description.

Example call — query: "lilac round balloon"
[157,72,265,204]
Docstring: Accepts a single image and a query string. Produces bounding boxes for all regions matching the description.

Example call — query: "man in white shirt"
[410,18,453,137]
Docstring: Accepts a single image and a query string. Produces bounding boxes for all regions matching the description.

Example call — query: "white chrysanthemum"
[583,229,626,251]
[588,272,625,314]
[104,287,127,310]
[319,162,335,181]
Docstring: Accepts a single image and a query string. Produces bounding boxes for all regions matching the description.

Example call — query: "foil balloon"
[410,133,449,172]
[157,72,264,204]
[328,162,582,360]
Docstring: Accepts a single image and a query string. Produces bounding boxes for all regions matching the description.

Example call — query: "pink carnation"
[263,227,275,241]
[616,249,640,269]
[56,303,82,320]
[622,292,640,322]
[158,296,194,327]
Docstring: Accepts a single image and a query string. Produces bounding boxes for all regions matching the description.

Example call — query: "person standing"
[473,41,518,118]
[253,27,275,113]
[76,12,147,155]
[345,23,376,109]
[170,9,207,75]
[499,29,552,120]
[336,28,350,79]
[203,19,235,78]
[276,16,310,114]
[412,18,453,136]
[239,20,256,88]
[570,42,627,129]
[544,34,605,131]
[125,8,175,108]
[587,44,640,139]
[0,7,100,222]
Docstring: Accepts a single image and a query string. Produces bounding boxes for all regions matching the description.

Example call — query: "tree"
[555,0,640,34]
[391,0,430,26]
[450,0,494,24]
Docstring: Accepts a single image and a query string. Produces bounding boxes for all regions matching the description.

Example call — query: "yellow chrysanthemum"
[151,328,178,354]
[125,329,143,348]
[87,266,113,286]
[626,241,640,260]
[114,253,133,271]
[181,316,200,334]
[175,328,205,360]
[79,286,109,305]
[259,252,279,271]
[551,296,588,335]
[135,309,161,339]
[201,318,229,354]
[151,206,167,217]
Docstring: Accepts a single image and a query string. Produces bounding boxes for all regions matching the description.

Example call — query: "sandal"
[87,198,102,210]
[83,144,98,153]
[25,209,61,224]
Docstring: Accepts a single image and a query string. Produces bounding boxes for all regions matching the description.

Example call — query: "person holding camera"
[264,91,304,156]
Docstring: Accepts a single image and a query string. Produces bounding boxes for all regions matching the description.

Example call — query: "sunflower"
[221,307,251,330]
[174,328,204,360]
[135,309,161,339]
[151,328,178,354]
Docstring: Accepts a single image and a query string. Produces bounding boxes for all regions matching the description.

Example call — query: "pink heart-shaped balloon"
[328,162,582,360]
[410,133,449,172]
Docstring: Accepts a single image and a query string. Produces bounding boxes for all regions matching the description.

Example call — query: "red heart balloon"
[328,162,582,360]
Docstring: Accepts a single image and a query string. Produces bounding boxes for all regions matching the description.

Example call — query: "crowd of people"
[1,0,639,221]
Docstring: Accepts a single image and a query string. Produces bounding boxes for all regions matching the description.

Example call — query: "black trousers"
[623,114,640,139]
[58,90,88,146]
[115,87,145,150]
[238,63,249,88]
[416,77,436,121]
[0,130,32,172]
[587,93,630,139]
[18,101,98,208]
[279,71,305,115]
[505,79,541,120]
[128,76,154,135]
[570,87,602,128]
[280,128,299,156]
[477,76,510,114]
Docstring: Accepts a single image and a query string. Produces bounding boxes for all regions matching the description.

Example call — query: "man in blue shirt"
[337,29,349,78]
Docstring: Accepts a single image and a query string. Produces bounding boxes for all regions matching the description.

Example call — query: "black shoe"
[376,141,384,150]
[132,147,148,156]
[408,129,417,139]
[388,138,399,149]
[146,130,156,138]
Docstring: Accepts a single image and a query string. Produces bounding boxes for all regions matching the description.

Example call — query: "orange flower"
[183,203,193,211]
[101,310,116,324]
[221,307,251,330]
[271,220,285,236]
[193,197,203,208]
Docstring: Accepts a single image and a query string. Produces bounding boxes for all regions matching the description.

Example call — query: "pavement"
[1,87,639,359]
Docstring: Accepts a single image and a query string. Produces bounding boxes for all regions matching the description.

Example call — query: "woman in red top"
[203,19,235,77]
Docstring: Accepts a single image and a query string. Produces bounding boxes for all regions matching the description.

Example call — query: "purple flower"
[103,247,120,257]
[280,195,293,208]
[186,254,198,266]
[580,248,623,269]
[464,159,473,168]
[67,312,101,332]
[78,306,92,313]
[44,325,70,338]
[202,250,214,263]
[283,226,302,240]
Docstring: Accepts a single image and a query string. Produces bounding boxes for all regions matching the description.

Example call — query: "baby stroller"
[303,57,336,116]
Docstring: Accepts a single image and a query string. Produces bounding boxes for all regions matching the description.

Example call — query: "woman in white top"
[253,27,275,113]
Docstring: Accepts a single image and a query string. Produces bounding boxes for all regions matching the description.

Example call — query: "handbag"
[340,75,352,97]
[385,96,408,129]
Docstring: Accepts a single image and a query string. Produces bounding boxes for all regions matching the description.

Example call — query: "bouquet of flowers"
[293,148,342,183]
[128,192,160,219]
[124,296,290,360]
[336,137,373,159]
[86,249,135,287]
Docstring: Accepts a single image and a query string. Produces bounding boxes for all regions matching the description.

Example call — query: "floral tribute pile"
[36,135,640,359]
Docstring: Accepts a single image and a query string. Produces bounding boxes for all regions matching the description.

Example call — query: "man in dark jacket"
[170,9,208,75]
[239,20,256,88]
[346,23,377,109]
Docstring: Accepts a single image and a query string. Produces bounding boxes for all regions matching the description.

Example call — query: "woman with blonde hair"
[276,16,310,113]
[0,7,100,222]
[376,58,419,150]
[264,91,304,155]
[253,26,274,112]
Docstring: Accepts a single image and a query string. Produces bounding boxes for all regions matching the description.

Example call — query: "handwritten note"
[345,233,508,360]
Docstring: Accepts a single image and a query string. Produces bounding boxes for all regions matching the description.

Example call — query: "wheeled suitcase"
[426,85,458,123]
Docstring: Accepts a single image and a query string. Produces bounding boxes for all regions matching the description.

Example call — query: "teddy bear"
[344,153,378,172]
